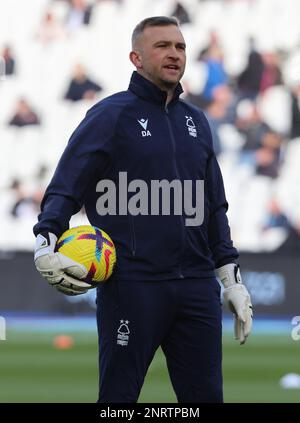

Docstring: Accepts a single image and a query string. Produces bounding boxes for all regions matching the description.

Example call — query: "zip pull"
[165,105,169,114]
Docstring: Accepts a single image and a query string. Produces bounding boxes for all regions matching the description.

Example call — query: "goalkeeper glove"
[34,232,92,296]
[216,263,253,345]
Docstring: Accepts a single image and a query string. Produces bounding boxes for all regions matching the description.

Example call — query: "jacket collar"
[128,71,183,106]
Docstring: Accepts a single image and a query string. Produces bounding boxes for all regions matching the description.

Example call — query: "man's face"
[131,25,186,91]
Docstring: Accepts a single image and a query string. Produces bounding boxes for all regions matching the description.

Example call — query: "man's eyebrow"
[153,40,170,45]
[153,40,186,48]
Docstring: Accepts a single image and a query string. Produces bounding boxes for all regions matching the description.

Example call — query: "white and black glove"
[216,263,253,345]
[34,232,92,296]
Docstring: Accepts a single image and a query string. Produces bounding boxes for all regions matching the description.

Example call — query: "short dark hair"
[131,16,180,48]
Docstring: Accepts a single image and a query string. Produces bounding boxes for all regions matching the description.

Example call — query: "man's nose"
[167,45,180,60]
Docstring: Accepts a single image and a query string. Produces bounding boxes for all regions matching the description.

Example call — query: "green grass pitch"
[0,330,300,403]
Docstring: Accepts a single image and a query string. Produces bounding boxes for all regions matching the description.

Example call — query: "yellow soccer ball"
[55,225,116,285]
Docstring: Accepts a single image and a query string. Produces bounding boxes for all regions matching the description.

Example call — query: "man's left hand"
[216,263,253,345]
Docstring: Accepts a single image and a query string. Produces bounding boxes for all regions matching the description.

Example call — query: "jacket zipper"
[199,226,211,254]
[129,214,136,256]
[165,105,185,279]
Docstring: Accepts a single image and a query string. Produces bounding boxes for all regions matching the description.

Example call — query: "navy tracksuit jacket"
[34,71,238,402]
[34,71,238,278]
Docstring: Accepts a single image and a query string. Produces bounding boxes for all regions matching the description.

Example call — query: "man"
[33,16,253,403]
[64,63,102,102]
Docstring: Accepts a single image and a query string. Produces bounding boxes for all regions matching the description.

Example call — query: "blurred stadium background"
[1,0,300,403]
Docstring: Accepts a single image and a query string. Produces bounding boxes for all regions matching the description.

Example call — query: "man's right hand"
[34,232,92,296]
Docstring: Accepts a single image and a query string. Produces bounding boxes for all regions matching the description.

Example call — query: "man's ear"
[129,50,142,69]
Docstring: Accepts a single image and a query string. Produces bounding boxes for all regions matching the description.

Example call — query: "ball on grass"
[53,335,74,350]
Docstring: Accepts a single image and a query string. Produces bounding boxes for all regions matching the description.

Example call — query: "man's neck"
[137,70,176,105]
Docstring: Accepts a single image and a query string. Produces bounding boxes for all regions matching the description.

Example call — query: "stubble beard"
[140,67,183,92]
[158,71,183,92]
[160,78,178,91]
[159,67,185,91]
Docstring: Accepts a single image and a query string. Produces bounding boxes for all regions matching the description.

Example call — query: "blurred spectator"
[36,165,48,181]
[290,83,300,139]
[8,99,40,127]
[236,99,283,177]
[10,180,42,219]
[64,63,102,102]
[1,45,16,76]
[204,85,234,155]
[197,31,228,102]
[255,131,283,178]
[276,222,300,251]
[170,2,191,25]
[35,165,51,191]
[237,40,264,100]
[36,10,66,45]
[236,100,270,151]
[182,80,209,110]
[66,0,94,31]
[260,51,282,94]
[263,198,289,231]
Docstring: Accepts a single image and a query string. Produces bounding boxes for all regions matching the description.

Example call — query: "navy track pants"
[96,277,223,403]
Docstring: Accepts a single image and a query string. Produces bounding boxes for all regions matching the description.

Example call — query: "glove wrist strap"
[34,232,58,259]
[216,263,242,288]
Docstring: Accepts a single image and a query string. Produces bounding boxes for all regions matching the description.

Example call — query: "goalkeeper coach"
[33,16,253,403]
